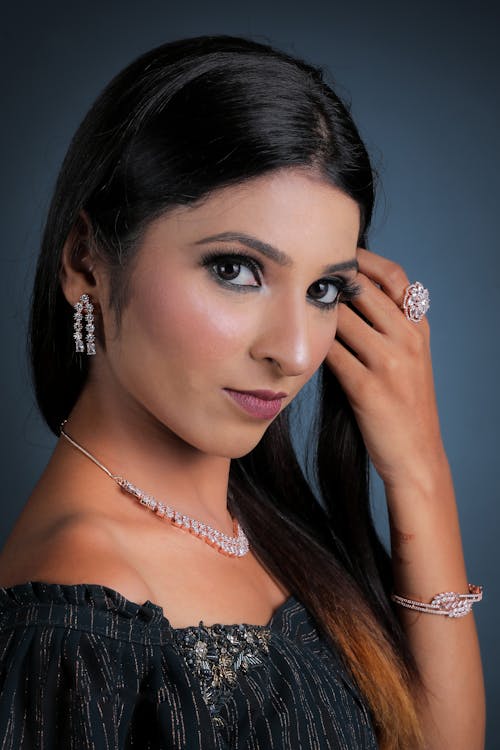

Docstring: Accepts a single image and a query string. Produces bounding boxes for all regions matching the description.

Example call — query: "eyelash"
[200,250,361,310]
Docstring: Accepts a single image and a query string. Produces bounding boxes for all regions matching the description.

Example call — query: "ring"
[402,281,430,323]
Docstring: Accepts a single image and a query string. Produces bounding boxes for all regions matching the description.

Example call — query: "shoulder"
[0,517,174,745]
[0,513,153,607]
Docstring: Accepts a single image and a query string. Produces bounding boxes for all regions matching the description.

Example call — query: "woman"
[0,34,485,749]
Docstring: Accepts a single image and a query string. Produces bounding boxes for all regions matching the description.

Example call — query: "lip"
[223,388,287,419]
[235,389,288,400]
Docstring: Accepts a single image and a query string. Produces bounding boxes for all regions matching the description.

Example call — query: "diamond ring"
[402,281,430,323]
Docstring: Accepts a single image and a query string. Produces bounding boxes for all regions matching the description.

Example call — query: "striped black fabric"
[0,582,378,749]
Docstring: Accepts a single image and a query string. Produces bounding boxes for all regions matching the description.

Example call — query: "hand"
[325,247,446,490]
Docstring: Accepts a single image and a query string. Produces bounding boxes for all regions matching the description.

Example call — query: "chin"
[194,430,269,460]
[156,411,273,458]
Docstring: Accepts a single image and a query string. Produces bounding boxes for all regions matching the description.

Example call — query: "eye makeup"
[199,249,361,309]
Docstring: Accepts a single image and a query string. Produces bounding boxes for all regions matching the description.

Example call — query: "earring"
[73,293,96,355]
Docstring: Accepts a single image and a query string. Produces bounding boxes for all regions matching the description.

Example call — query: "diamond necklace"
[59,420,250,558]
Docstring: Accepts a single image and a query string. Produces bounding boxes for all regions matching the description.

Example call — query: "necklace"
[59,420,250,558]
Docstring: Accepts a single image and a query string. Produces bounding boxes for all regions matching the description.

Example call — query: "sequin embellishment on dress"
[174,621,272,726]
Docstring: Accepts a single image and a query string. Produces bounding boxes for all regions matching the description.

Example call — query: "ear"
[59,210,106,308]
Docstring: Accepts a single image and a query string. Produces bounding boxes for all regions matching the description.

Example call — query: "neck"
[55,381,234,535]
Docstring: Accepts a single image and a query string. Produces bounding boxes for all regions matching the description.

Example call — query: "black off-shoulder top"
[0,581,378,749]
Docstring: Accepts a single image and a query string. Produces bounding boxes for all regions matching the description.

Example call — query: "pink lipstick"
[224,388,287,419]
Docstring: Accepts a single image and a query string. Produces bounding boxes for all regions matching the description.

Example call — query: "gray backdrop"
[1,1,499,746]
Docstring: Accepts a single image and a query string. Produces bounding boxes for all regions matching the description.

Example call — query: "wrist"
[381,445,452,497]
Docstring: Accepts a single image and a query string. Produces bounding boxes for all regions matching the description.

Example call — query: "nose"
[249,292,315,377]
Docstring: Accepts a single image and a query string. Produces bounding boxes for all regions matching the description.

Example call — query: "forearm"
[386,456,485,750]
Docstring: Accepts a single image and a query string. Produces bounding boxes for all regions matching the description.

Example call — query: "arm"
[386,463,484,749]
[326,247,485,750]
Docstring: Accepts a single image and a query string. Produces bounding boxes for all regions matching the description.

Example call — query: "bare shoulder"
[0,513,153,606]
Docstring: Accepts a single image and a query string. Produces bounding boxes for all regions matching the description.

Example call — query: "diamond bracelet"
[391,584,483,618]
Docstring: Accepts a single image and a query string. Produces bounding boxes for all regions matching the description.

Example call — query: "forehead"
[146,168,361,262]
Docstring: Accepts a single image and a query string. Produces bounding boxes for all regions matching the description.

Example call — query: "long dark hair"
[29,35,423,749]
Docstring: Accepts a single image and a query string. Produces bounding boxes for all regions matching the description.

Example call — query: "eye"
[201,251,262,288]
[214,259,259,285]
[308,279,341,306]
[307,277,361,309]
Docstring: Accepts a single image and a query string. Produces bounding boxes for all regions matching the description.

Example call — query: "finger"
[356,247,410,306]
[355,248,431,337]
[335,301,386,368]
[347,272,416,338]
[325,337,368,397]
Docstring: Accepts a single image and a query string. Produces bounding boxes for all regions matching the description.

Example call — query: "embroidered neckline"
[174,620,272,726]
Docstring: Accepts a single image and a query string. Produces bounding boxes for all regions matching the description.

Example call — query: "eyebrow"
[194,231,359,275]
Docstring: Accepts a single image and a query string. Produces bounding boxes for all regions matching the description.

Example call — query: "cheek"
[130,276,250,365]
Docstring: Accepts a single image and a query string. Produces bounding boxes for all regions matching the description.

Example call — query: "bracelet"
[391,583,483,618]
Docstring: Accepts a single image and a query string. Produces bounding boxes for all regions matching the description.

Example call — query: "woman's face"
[99,169,360,457]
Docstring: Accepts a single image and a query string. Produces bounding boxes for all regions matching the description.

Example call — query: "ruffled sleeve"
[0,581,220,749]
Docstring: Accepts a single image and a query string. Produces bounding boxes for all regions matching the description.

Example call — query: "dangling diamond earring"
[73,293,96,355]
